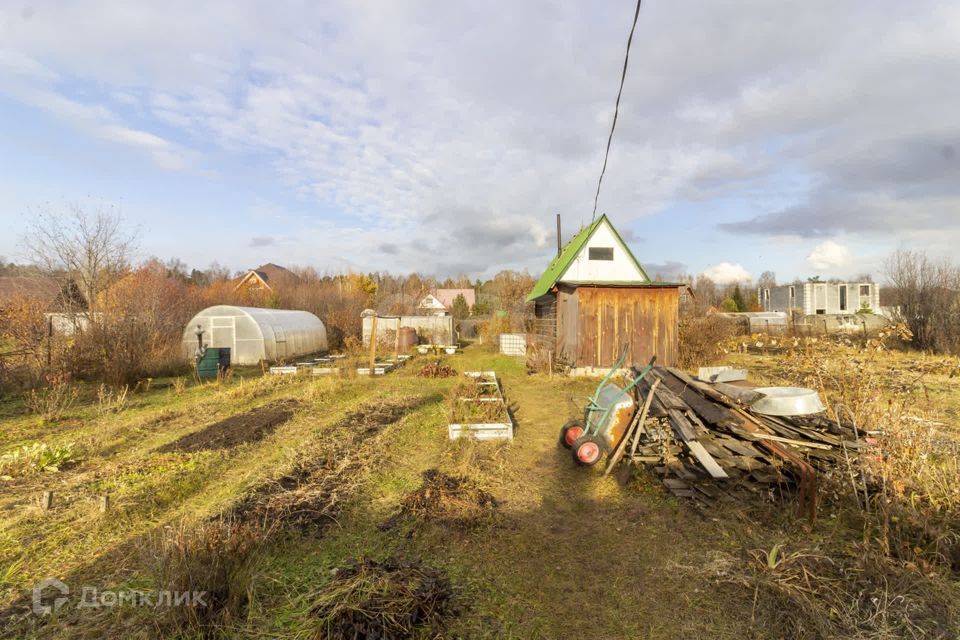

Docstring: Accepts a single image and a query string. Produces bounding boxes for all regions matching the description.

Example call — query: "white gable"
[418,294,446,310]
[559,219,646,284]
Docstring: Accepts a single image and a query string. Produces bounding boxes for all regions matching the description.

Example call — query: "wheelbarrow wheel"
[559,419,586,449]
[571,434,604,467]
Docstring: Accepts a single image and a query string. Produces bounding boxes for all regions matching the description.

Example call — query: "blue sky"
[1,1,958,283]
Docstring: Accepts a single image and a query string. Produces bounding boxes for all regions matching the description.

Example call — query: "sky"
[0,1,958,284]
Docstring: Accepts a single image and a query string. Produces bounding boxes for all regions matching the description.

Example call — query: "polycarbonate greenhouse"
[182,305,327,365]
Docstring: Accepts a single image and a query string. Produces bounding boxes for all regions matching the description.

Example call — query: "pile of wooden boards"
[630,365,867,518]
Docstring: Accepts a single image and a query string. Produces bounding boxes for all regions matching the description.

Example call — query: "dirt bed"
[157,400,298,453]
[333,396,426,443]
[381,468,499,531]
[232,396,423,532]
[307,557,456,640]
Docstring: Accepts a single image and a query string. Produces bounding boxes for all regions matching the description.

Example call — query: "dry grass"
[675,544,959,639]
[22,374,79,423]
[305,557,456,640]
[445,377,507,424]
[143,517,268,637]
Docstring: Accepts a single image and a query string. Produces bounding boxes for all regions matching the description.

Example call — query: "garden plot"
[446,372,513,441]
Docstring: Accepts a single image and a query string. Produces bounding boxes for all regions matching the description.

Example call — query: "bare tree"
[884,249,960,353]
[23,204,138,312]
[757,270,777,291]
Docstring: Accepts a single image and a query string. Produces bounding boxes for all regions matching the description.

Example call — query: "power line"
[592,0,642,221]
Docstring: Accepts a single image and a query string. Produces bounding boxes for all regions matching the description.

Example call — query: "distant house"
[0,276,87,312]
[759,281,880,315]
[526,214,684,369]
[416,289,476,316]
[233,263,300,293]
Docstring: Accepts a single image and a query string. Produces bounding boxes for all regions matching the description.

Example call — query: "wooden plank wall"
[575,287,678,367]
[555,286,579,365]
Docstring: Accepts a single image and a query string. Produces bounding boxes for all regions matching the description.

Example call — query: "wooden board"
[574,286,679,368]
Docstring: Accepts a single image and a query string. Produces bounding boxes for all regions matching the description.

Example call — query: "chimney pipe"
[556,214,562,257]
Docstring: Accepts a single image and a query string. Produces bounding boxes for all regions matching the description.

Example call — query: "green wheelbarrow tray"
[559,346,656,466]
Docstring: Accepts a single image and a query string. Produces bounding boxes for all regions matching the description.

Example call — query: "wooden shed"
[526,215,683,369]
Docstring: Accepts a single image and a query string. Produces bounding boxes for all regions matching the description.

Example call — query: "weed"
[446,377,507,424]
[96,383,130,417]
[143,517,268,636]
[22,373,78,423]
[0,442,78,476]
[172,376,186,396]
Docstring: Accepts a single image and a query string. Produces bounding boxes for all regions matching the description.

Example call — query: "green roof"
[525,214,651,302]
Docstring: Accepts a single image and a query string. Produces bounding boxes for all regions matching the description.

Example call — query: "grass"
[1,345,959,638]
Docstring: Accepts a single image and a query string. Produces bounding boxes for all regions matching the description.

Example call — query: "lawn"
[1,345,958,638]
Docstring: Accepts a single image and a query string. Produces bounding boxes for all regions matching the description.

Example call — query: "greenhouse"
[182,305,327,365]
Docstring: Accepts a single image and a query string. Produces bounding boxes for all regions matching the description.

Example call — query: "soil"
[232,397,422,532]
[156,400,298,454]
[308,557,456,640]
[380,468,499,531]
[333,396,425,443]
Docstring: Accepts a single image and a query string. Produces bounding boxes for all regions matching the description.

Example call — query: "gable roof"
[0,276,87,310]
[435,288,476,309]
[233,263,300,291]
[526,215,651,302]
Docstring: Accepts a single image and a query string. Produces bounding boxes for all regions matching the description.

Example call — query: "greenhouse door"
[273,326,287,358]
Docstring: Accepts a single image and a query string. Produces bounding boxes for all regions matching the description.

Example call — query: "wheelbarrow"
[559,347,656,466]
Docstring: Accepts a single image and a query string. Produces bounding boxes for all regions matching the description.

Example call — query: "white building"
[759,281,880,315]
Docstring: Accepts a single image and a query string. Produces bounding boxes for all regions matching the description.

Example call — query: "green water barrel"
[197,348,223,379]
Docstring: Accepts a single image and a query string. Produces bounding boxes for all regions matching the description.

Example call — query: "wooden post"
[99,495,110,513]
[393,317,400,361]
[368,315,378,376]
[547,350,553,378]
[41,491,53,511]
[47,315,53,367]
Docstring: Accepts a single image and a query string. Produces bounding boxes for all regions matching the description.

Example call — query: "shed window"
[859,285,870,296]
[588,247,614,261]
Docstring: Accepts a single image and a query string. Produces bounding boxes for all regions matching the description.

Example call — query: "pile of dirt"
[308,558,456,640]
[157,400,298,453]
[232,397,422,533]
[381,469,499,531]
[417,360,457,378]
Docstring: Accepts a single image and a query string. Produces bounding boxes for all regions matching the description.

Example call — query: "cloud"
[807,240,850,270]
[378,242,398,254]
[249,236,275,247]
[2,2,960,275]
[701,262,752,284]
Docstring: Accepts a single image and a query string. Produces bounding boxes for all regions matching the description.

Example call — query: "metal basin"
[750,387,826,416]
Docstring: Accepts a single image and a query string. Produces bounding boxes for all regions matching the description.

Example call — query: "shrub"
[477,316,511,352]
[677,315,738,368]
[23,373,79,423]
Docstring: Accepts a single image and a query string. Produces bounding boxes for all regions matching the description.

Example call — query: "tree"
[731,285,747,312]
[23,204,137,312]
[884,249,960,354]
[450,293,470,320]
[757,270,776,291]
